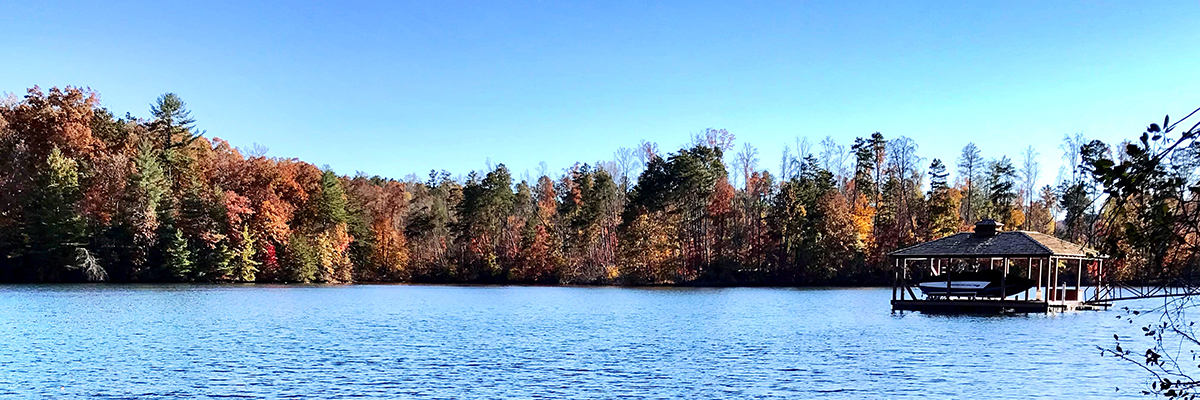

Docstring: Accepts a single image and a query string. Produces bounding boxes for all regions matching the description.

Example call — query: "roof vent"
[973,219,1003,236]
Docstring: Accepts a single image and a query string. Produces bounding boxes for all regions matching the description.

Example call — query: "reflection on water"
[0,285,1159,398]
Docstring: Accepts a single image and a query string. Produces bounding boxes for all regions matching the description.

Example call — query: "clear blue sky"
[3,1,1198,187]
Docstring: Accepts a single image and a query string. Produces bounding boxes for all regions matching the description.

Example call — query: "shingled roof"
[889,220,1100,258]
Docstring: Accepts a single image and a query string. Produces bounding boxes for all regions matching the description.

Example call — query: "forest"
[0,86,1193,285]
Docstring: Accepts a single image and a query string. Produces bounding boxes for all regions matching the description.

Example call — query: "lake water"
[0,285,1163,398]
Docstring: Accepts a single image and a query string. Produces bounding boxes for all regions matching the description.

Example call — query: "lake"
[0,285,1161,398]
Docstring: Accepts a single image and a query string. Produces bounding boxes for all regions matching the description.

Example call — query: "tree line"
[0,86,1174,284]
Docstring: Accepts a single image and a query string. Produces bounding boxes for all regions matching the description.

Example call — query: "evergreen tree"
[314,170,349,229]
[927,159,960,238]
[771,155,835,283]
[986,156,1019,227]
[23,147,88,280]
[158,223,193,281]
[455,164,515,281]
[123,142,168,278]
[283,233,318,283]
[149,93,202,180]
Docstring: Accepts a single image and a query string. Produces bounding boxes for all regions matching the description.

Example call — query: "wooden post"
[1036,258,1043,300]
[1056,257,1064,302]
[1080,257,1089,300]
[1001,258,1009,299]
[1053,257,1059,302]
[1051,257,1058,302]
[1061,258,1067,302]
[945,258,952,298]
[1041,258,1047,301]
[892,270,898,301]
[1025,258,1031,301]
[905,258,918,300]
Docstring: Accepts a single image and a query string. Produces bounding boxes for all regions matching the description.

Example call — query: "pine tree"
[283,233,318,283]
[149,93,202,180]
[121,142,168,277]
[987,156,1019,227]
[23,147,88,280]
[159,225,193,281]
[927,159,960,238]
[314,170,349,228]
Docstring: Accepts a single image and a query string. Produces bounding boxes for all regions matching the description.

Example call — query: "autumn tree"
[816,191,863,283]
[0,85,1111,288]
[345,176,410,281]
[0,87,103,281]
[734,143,759,191]
[1025,185,1057,234]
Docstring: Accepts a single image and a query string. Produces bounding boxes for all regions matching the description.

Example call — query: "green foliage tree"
[456,164,515,281]
[850,134,886,207]
[1057,180,1090,242]
[770,155,835,282]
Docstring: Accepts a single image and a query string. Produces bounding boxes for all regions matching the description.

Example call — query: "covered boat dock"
[889,220,1107,313]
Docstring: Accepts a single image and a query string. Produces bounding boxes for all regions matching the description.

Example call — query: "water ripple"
[0,285,1156,398]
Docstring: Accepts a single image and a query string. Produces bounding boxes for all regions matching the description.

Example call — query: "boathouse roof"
[889,220,1100,259]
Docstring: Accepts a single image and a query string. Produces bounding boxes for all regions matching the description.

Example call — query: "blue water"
[0,285,1160,398]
